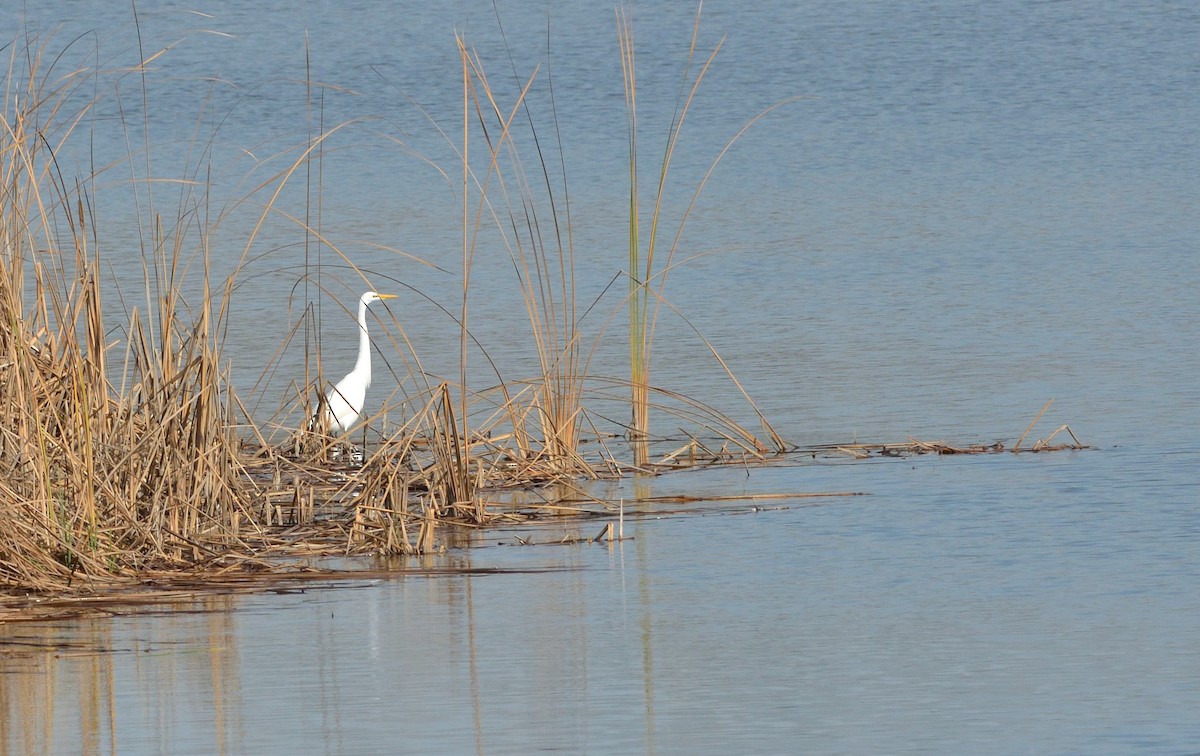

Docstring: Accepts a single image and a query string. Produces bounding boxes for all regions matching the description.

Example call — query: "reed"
[617,6,788,461]
[618,6,725,462]
[453,31,588,476]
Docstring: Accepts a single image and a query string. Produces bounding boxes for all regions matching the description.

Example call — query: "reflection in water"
[1,594,242,755]
[633,474,658,756]
[207,608,241,756]
[467,565,483,756]
[638,538,657,756]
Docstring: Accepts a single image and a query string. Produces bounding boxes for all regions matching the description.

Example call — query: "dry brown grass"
[0,44,256,589]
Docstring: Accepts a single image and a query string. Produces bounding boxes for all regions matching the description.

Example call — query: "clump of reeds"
[0,37,260,590]
[617,5,787,463]
[448,30,590,482]
[258,8,795,546]
[2,11,798,596]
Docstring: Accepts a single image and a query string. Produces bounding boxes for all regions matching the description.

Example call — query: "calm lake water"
[3,1,1199,753]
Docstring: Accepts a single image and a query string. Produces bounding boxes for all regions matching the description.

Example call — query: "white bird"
[321,291,396,434]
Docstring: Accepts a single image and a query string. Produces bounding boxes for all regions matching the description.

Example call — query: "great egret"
[321,291,397,434]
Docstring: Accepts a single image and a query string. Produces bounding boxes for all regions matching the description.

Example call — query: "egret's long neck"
[353,298,372,387]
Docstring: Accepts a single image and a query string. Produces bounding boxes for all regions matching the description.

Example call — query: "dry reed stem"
[1014,399,1055,452]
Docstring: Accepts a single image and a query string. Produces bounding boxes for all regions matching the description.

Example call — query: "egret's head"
[362,291,398,306]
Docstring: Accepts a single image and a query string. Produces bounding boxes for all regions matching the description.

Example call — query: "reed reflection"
[1,594,242,756]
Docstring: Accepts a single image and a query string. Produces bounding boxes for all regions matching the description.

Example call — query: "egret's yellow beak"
[377,294,398,300]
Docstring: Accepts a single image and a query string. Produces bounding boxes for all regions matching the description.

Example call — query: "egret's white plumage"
[322,291,396,434]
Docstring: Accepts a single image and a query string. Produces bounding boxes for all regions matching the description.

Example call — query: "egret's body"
[322,291,395,434]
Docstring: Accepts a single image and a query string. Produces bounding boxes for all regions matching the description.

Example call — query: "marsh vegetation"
[0,11,1082,596]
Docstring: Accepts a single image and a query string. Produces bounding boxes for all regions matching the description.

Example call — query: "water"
[3,1,1199,753]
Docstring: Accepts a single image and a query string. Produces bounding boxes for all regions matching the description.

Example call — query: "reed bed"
[0,19,1084,601]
